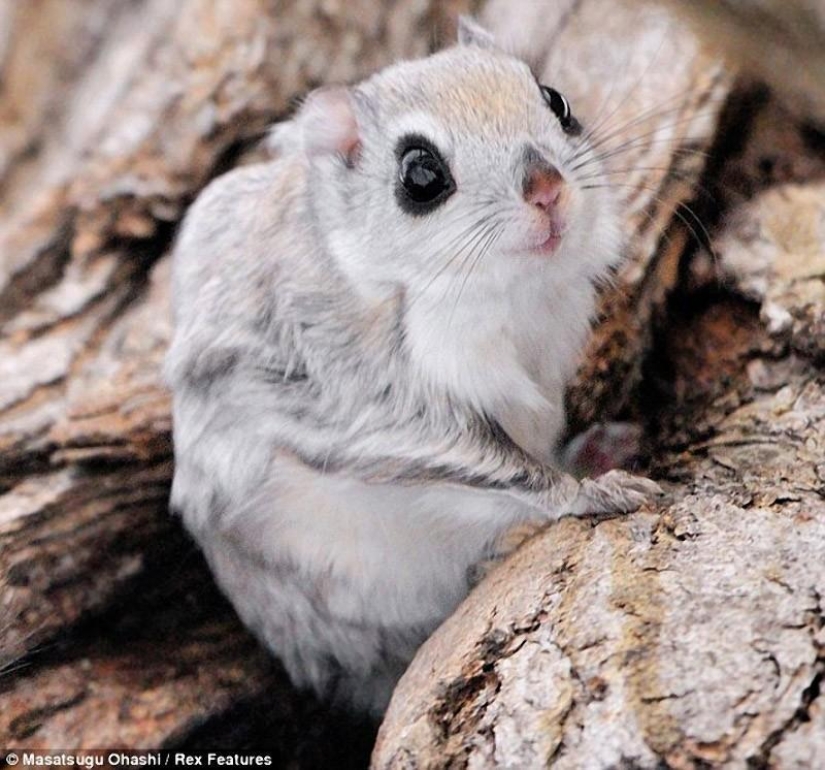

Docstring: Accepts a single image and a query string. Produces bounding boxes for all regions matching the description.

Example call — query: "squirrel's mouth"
[530,224,566,255]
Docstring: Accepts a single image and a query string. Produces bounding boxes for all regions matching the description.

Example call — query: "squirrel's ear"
[295,86,361,163]
[457,16,496,49]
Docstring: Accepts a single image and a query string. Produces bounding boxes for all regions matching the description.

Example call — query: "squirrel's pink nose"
[524,164,564,212]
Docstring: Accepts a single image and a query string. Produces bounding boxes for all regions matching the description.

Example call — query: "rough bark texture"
[373,2,825,768]
[2,0,824,766]
[0,0,478,762]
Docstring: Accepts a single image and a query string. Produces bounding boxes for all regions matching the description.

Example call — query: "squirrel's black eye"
[540,85,580,135]
[396,136,455,216]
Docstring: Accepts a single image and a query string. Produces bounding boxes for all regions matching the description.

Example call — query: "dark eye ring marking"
[395,134,456,216]
[540,85,582,136]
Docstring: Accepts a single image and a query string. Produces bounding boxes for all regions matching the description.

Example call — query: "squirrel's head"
[278,18,621,301]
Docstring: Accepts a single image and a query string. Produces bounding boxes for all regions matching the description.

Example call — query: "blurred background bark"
[0,0,478,762]
[0,0,823,767]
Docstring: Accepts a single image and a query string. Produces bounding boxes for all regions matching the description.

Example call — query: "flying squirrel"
[165,17,662,716]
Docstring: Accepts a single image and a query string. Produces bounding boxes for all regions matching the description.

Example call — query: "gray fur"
[165,26,661,715]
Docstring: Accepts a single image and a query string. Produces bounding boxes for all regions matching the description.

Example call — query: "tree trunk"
[373,2,825,767]
[2,0,824,766]
[0,0,478,761]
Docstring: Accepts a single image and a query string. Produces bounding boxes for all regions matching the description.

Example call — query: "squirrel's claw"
[568,470,664,516]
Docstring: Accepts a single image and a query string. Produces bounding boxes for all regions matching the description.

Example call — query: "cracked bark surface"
[373,7,825,770]
[2,0,823,765]
[374,502,825,768]
[0,0,478,760]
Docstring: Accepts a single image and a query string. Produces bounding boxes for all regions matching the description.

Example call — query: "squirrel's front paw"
[567,469,664,516]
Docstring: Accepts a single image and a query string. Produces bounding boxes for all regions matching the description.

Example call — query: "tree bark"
[373,2,825,767]
[2,0,824,765]
[0,0,479,760]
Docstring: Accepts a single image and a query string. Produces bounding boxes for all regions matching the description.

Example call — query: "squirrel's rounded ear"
[457,16,496,49]
[296,86,361,164]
